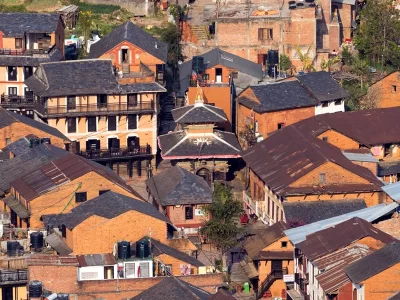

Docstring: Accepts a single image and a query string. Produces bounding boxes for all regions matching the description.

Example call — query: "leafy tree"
[351,55,370,89]
[200,183,244,269]
[159,23,182,67]
[279,54,292,72]
[320,55,340,72]
[295,45,315,72]
[341,46,353,65]
[79,10,93,56]
[355,0,400,69]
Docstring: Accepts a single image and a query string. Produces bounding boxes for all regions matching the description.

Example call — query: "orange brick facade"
[366,72,400,109]
[166,205,210,230]
[317,130,360,150]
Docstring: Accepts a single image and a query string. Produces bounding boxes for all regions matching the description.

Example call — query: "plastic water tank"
[7,241,20,257]
[30,232,44,251]
[29,281,43,298]
[267,50,279,65]
[117,241,131,259]
[136,239,150,259]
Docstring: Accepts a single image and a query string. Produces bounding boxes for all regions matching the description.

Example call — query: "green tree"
[159,23,182,67]
[320,55,340,72]
[79,10,93,56]
[351,55,370,89]
[295,45,315,72]
[200,183,243,269]
[279,54,292,73]
[355,0,400,68]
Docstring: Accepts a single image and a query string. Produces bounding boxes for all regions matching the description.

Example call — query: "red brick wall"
[337,282,353,300]
[166,205,209,229]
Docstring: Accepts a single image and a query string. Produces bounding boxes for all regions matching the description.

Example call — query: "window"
[99,190,110,195]
[75,192,87,203]
[6,138,11,145]
[322,136,328,141]
[334,100,342,106]
[67,117,77,133]
[7,66,17,81]
[128,115,137,130]
[87,117,97,132]
[127,94,138,108]
[185,206,194,220]
[393,85,397,92]
[281,241,288,248]
[232,72,238,79]
[108,116,117,131]
[278,123,285,129]
[97,94,108,108]
[258,28,273,41]
[165,265,172,275]
[67,96,76,110]
[15,38,22,49]
[24,66,33,80]
[322,102,329,107]
[319,173,326,184]
[8,87,17,96]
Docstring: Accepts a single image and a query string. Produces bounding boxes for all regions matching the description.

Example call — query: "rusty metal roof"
[241,126,383,197]
[292,107,400,146]
[314,244,371,294]
[27,255,78,266]
[76,254,116,267]
[297,217,395,261]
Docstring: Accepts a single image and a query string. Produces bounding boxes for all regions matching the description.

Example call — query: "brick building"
[363,71,400,109]
[146,166,213,236]
[0,13,64,118]
[243,221,294,299]
[236,71,347,149]
[0,108,70,149]
[2,153,140,228]
[241,125,388,224]
[178,48,263,130]
[158,96,241,184]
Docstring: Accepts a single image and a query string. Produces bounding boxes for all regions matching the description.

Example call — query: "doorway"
[108,138,120,149]
[271,260,282,272]
[215,68,222,83]
[127,136,139,150]
[121,48,129,63]
[2,287,12,300]
[86,139,100,151]
[197,168,212,186]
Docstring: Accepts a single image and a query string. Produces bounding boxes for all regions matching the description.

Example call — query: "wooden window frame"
[75,192,87,203]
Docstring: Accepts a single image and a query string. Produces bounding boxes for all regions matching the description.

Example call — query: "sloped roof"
[130,276,210,300]
[345,241,400,284]
[378,161,400,177]
[0,13,61,37]
[11,154,138,201]
[178,48,262,97]
[146,166,212,206]
[25,60,120,97]
[243,221,289,259]
[241,125,383,197]
[87,21,168,63]
[292,107,400,146]
[283,199,367,225]
[150,238,204,267]
[171,103,228,124]
[296,217,395,261]
[389,291,400,300]
[42,191,168,230]
[296,71,349,102]
[237,81,317,113]
[0,48,63,67]
[158,130,241,159]
[0,108,69,141]
[0,143,69,194]
[45,233,72,255]
[209,290,236,300]
[77,254,116,267]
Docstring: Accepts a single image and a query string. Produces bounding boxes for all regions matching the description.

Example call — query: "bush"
[79,2,120,14]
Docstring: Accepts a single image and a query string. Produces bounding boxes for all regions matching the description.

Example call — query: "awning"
[45,233,72,255]
[3,195,29,219]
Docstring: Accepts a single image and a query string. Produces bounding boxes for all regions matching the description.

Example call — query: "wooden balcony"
[77,146,152,161]
[44,102,155,117]
[0,269,27,285]
[0,95,46,115]
[0,46,54,56]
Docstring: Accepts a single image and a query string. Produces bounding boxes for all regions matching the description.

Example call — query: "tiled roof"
[296,71,349,102]
[237,81,317,113]
[146,166,213,206]
[0,48,63,67]
[283,199,367,225]
[130,276,210,300]
[208,290,236,300]
[0,13,61,37]
[158,130,241,159]
[345,241,400,284]
[0,108,70,141]
[241,125,383,197]
[297,217,396,261]
[171,103,228,124]
[42,191,168,230]
[119,82,167,93]
[87,21,168,63]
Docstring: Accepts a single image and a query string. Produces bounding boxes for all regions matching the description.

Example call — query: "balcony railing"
[0,270,27,284]
[0,47,53,56]
[77,146,152,160]
[1,95,35,106]
[45,102,155,116]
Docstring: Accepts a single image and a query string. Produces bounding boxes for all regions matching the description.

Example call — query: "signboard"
[283,274,295,283]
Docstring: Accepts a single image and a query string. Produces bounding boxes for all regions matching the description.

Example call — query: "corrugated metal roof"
[284,202,399,245]
[342,151,378,163]
[314,244,371,294]
[382,181,400,201]
[77,254,116,267]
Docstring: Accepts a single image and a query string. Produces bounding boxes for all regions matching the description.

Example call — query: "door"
[108,138,120,149]
[127,136,139,150]
[128,94,138,108]
[8,87,17,102]
[10,210,17,226]
[2,287,12,300]
[86,139,100,151]
[197,168,212,186]
[271,260,282,272]
[24,87,33,102]
[121,48,129,63]
[215,68,222,83]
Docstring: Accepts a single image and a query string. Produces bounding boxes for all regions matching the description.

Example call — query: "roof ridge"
[203,104,227,121]
[162,132,189,156]
[212,131,240,152]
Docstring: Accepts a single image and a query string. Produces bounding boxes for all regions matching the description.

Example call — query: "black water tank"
[192,56,205,74]
[30,232,44,251]
[117,241,131,259]
[29,281,43,298]
[57,294,69,300]
[267,50,279,65]
[136,239,150,259]
[7,241,20,257]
